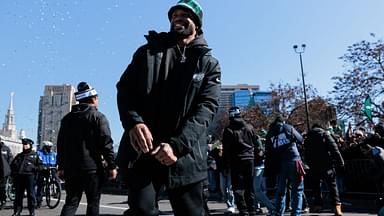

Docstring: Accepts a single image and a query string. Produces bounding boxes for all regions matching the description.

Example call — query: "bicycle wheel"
[46,180,61,209]
[5,177,15,201]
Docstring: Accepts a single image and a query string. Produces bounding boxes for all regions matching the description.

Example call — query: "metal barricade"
[343,159,377,193]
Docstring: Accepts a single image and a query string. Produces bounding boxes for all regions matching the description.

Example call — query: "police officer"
[11,138,41,216]
[36,141,57,208]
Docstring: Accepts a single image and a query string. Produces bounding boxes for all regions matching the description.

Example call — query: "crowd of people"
[207,109,384,216]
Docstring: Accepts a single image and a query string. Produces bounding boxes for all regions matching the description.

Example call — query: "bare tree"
[242,82,321,133]
[330,35,384,121]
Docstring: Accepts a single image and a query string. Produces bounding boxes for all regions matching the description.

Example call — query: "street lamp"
[293,44,310,132]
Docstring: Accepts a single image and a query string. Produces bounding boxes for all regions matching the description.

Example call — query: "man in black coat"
[57,82,117,216]
[222,107,257,216]
[116,1,221,215]
[0,137,13,207]
[305,123,344,215]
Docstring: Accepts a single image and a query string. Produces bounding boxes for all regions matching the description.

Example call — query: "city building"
[219,84,272,111]
[220,84,260,110]
[37,84,76,148]
[0,92,23,155]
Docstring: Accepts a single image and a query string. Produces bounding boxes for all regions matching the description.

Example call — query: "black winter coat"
[116,31,221,189]
[222,118,257,166]
[0,142,13,178]
[304,127,344,173]
[11,149,40,176]
[57,104,116,177]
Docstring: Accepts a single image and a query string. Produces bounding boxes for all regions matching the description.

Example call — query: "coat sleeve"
[263,132,277,177]
[291,126,304,144]
[10,154,19,175]
[116,46,147,130]
[222,128,232,167]
[98,114,116,170]
[56,118,66,171]
[325,133,345,167]
[7,146,13,164]
[169,55,221,157]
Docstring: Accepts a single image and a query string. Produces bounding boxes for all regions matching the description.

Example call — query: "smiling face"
[170,8,197,38]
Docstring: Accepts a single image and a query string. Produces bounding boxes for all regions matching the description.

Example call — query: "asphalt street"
[0,191,379,216]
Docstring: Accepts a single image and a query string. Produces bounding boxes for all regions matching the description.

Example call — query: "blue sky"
[1,0,384,146]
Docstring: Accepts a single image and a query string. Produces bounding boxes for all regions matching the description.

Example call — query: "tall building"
[37,84,76,147]
[232,90,273,109]
[1,92,17,140]
[219,84,273,115]
[219,84,260,110]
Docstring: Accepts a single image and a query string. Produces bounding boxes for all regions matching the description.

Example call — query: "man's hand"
[151,143,178,166]
[109,168,118,180]
[57,170,64,179]
[128,123,153,153]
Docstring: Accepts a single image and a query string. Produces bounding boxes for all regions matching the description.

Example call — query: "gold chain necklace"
[176,44,187,63]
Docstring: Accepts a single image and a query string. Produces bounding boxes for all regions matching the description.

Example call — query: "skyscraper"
[37,84,76,147]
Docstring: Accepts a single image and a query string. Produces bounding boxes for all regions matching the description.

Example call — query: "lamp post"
[293,44,310,132]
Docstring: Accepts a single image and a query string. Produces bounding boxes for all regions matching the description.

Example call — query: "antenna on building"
[10,92,14,110]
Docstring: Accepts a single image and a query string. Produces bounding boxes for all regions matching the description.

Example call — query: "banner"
[363,96,372,121]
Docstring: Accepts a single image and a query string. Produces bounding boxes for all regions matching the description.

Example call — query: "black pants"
[60,173,102,216]
[310,168,341,206]
[13,174,36,214]
[36,172,47,205]
[126,159,206,216]
[231,160,256,215]
[0,177,6,202]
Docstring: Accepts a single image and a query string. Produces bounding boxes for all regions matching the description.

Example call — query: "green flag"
[363,96,372,121]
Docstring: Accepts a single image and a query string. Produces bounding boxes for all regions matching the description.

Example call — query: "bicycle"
[39,167,62,209]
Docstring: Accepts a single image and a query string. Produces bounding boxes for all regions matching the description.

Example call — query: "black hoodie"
[222,118,257,164]
[57,104,116,177]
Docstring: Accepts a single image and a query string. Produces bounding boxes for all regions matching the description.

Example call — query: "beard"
[170,23,194,38]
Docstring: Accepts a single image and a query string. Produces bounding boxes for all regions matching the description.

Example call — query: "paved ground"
[0,191,380,215]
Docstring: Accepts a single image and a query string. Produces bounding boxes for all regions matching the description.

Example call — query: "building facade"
[232,90,272,107]
[220,84,260,110]
[37,84,76,147]
[0,93,23,155]
[219,84,272,110]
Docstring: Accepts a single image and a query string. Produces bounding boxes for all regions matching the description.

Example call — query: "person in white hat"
[35,140,57,208]
[57,82,117,216]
